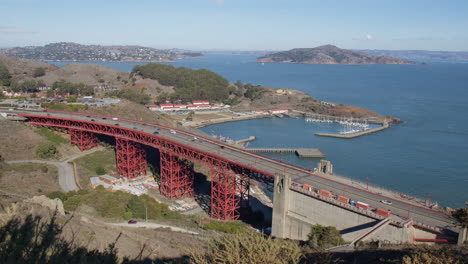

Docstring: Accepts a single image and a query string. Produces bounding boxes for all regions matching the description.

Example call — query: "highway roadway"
[2,108,456,231]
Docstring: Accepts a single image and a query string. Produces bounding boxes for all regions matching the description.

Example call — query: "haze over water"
[53,55,468,208]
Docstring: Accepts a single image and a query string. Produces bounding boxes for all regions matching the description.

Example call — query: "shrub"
[40,166,48,173]
[202,220,246,234]
[402,246,467,264]
[36,142,58,159]
[123,211,133,220]
[189,231,303,264]
[46,191,69,202]
[33,67,46,77]
[94,166,106,175]
[307,224,345,249]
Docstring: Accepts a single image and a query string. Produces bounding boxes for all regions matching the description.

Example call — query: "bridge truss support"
[210,164,250,221]
[159,151,194,199]
[69,129,98,151]
[115,138,147,178]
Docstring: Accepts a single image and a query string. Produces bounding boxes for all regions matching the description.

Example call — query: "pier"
[315,121,389,139]
[235,136,256,144]
[246,148,325,158]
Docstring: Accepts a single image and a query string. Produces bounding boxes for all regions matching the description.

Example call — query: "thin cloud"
[353,34,374,41]
[0,25,37,34]
[213,0,224,7]
[392,36,433,41]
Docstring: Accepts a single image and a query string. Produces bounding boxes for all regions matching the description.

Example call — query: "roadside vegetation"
[47,186,181,221]
[40,102,89,112]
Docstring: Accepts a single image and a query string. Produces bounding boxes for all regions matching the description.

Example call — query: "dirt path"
[110,222,199,235]
[5,147,102,192]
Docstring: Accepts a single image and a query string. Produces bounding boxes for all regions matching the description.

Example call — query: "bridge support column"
[237,174,250,209]
[159,152,194,199]
[69,129,98,151]
[271,173,291,238]
[210,164,240,221]
[115,138,147,178]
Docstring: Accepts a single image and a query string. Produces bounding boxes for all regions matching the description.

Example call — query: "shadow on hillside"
[0,211,191,264]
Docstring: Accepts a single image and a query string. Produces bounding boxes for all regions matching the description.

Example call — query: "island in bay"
[257,44,416,65]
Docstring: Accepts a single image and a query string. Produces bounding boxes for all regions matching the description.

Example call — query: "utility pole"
[145,205,148,222]
[366,177,369,190]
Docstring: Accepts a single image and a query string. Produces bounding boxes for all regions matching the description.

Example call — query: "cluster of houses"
[148,100,230,112]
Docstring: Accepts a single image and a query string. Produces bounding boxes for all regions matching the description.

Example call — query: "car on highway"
[128,220,138,224]
[380,200,392,205]
[91,119,95,121]
[170,129,176,134]
[220,145,225,149]
[152,131,159,134]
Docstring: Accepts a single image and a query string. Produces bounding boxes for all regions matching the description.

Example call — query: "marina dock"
[246,148,325,158]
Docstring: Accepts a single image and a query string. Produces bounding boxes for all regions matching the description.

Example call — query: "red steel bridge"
[3,109,456,231]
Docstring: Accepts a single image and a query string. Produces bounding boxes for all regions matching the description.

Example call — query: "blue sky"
[1,0,467,51]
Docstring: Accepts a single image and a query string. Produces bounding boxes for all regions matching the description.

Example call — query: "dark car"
[86,115,91,117]
[220,145,225,149]
[152,131,159,134]
[91,119,95,121]
[133,127,138,130]
[115,123,120,126]
[102,117,107,120]
[128,220,137,224]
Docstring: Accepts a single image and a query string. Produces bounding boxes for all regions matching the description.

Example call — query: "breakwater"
[315,121,389,139]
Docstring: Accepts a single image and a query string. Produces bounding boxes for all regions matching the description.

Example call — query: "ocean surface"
[52,55,468,208]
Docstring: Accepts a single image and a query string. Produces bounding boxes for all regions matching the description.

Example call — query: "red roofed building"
[174,104,187,109]
[162,106,180,111]
[192,100,209,105]
[270,108,288,114]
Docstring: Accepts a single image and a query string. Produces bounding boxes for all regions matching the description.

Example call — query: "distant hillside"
[357,49,468,61]
[257,45,416,64]
[0,42,203,62]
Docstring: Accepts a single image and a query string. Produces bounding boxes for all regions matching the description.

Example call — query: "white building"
[270,108,289,114]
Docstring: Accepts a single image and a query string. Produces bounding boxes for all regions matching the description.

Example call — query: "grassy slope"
[74,148,116,188]
[0,163,59,196]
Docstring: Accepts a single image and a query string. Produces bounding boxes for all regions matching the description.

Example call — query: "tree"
[453,205,468,228]
[307,224,344,249]
[187,111,195,121]
[33,67,46,77]
[0,61,11,86]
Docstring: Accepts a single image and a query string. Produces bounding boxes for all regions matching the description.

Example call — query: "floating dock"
[246,148,325,158]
